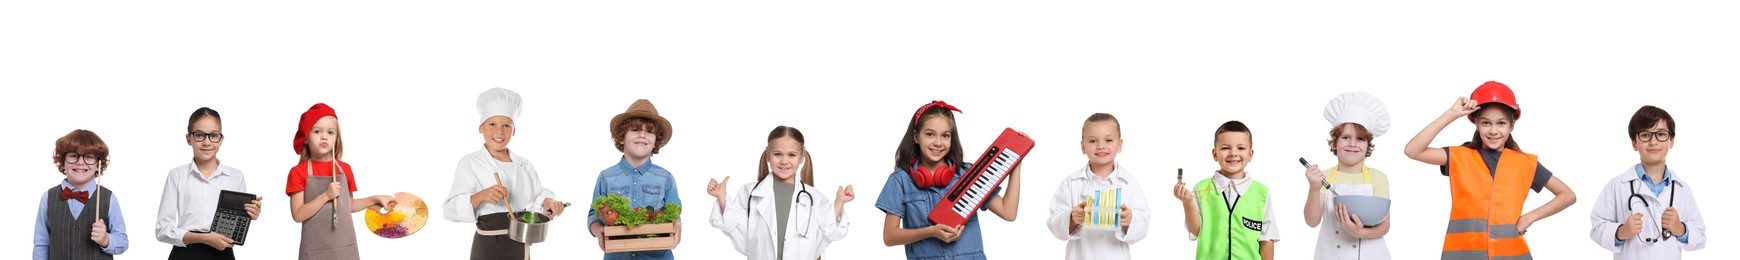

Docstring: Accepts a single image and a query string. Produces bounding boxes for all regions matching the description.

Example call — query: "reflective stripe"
[1489,224,1521,239]
[1445,218,1488,234]
[1491,253,1534,260]
[1441,250,1489,260]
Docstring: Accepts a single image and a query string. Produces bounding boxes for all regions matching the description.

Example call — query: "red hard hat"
[1468,81,1520,122]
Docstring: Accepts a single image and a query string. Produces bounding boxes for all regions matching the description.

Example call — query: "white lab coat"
[1589,166,1706,259]
[1046,163,1151,260]
[710,175,849,260]
[442,147,557,223]
[1311,169,1389,260]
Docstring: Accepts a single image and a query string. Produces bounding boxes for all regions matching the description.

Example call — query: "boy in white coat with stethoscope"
[705,126,852,260]
[1302,92,1392,260]
[1589,105,1706,259]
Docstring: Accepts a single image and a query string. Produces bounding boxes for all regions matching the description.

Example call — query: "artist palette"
[365,192,429,238]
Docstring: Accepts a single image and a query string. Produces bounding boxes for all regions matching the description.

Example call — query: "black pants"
[168,244,235,260]
[471,213,527,260]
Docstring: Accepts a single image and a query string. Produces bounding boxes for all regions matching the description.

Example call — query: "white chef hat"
[1322,92,1390,138]
[476,87,522,124]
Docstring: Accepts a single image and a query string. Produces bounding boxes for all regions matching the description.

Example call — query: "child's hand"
[1618,212,1644,239]
[471,184,507,208]
[835,185,855,205]
[1303,164,1324,189]
[1119,205,1133,228]
[1445,97,1479,118]
[1336,204,1364,229]
[594,231,607,250]
[246,196,264,220]
[1172,181,1194,202]
[543,198,566,218]
[90,219,109,247]
[1515,213,1537,236]
[706,176,731,201]
[1070,201,1088,225]
[369,195,396,210]
[324,181,344,201]
[196,232,235,250]
[931,224,961,243]
[1663,207,1684,235]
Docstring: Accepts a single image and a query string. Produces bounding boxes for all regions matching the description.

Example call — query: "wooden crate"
[601,223,677,253]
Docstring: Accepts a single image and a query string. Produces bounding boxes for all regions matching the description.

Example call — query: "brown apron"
[299,162,360,260]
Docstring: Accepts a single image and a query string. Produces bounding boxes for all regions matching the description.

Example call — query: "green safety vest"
[1195,179,1268,260]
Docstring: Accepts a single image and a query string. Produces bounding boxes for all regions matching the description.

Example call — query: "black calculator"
[209,190,256,245]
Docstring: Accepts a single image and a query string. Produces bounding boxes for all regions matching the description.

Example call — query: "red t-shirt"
[285,160,359,195]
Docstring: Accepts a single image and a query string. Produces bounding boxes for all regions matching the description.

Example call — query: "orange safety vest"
[1442,146,1537,260]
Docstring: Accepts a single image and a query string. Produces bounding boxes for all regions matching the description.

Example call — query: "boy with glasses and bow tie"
[34,129,130,260]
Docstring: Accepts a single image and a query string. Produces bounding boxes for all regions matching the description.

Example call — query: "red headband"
[293,103,338,155]
[911,100,962,127]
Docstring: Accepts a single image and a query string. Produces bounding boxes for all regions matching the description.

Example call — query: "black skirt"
[168,243,235,260]
[471,213,527,260]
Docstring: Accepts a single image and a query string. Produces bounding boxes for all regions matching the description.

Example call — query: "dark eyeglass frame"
[62,152,105,165]
[189,131,225,143]
[1636,131,1673,142]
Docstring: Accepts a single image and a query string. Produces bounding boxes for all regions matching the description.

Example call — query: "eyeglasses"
[189,131,224,142]
[62,152,104,165]
[1636,131,1673,142]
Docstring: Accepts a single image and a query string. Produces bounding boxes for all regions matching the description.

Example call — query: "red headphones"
[910,162,955,189]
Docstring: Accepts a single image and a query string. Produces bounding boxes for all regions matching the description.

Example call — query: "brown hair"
[187,107,222,133]
[894,107,964,172]
[298,118,344,161]
[1328,122,1375,157]
[613,117,665,154]
[1083,113,1121,135]
[1213,120,1252,145]
[759,126,815,186]
[54,129,111,175]
[1627,105,1675,142]
[1460,103,1522,152]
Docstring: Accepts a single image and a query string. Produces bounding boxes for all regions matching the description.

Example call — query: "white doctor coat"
[1589,166,1706,259]
[710,175,849,260]
[1046,163,1152,260]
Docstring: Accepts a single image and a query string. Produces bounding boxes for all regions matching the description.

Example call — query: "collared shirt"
[1187,172,1280,242]
[35,180,130,259]
[156,161,248,247]
[1046,163,1152,260]
[874,162,1002,260]
[590,156,681,260]
[443,147,557,223]
[1635,164,1673,197]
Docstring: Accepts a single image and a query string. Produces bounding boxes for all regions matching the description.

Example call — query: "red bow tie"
[61,187,89,204]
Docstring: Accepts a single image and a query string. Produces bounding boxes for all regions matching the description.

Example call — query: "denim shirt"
[590,157,682,260]
[874,162,1002,260]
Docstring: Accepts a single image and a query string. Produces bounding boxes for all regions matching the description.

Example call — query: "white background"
[3,1,1736,259]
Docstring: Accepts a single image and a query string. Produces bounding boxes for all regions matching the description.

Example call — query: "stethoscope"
[1626,179,1677,243]
[747,168,814,238]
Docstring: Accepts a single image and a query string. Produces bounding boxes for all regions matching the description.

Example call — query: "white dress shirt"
[155,161,248,247]
[443,147,557,223]
[1047,163,1152,260]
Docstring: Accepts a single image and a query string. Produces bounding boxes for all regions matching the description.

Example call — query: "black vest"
[44,185,115,260]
